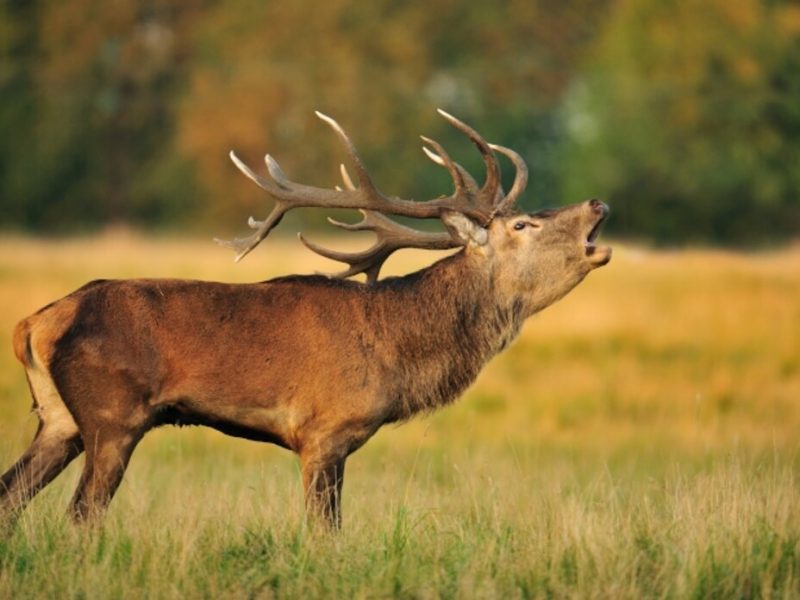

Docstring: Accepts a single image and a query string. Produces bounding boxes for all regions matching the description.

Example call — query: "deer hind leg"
[42,347,154,523]
[0,429,83,525]
[0,365,83,526]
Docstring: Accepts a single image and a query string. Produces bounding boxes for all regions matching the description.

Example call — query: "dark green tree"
[560,0,800,244]
[0,0,209,231]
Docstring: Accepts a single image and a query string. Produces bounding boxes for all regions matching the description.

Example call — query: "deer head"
[218,109,611,313]
[458,199,612,316]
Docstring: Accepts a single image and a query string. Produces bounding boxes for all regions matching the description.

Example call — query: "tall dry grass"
[0,233,798,598]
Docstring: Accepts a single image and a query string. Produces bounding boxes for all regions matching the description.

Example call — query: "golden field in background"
[0,234,798,597]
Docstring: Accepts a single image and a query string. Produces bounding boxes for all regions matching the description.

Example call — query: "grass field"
[0,232,799,598]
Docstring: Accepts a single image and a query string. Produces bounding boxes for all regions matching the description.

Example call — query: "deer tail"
[12,317,34,367]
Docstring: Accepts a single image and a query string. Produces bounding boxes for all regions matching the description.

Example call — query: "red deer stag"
[1,110,611,528]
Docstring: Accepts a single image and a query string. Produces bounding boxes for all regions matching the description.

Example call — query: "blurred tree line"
[1,0,798,244]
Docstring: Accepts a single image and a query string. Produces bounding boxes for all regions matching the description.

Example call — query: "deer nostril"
[588,199,606,214]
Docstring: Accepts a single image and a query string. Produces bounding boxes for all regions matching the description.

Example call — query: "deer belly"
[153,389,308,451]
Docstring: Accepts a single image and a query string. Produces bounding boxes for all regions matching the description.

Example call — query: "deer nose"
[588,198,608,215]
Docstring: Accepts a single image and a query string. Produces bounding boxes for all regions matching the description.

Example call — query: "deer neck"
[377,251,524,420]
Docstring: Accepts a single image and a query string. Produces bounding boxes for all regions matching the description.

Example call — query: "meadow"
[0,232,799,598]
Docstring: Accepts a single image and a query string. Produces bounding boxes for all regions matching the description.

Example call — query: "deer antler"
[218,110,527,280]
[300,210,455,283]
[298,163,456,283]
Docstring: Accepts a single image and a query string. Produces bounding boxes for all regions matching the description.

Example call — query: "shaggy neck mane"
[374,251,524,421]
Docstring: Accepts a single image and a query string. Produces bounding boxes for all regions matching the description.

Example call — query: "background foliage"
[1,0,798,244]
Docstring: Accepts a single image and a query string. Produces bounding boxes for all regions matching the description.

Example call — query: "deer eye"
[513,221,527,231]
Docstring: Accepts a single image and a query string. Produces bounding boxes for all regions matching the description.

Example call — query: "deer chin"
[585,243,612,267]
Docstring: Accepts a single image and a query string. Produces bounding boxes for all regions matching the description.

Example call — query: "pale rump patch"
[17,296,82,438]
[26,347,79,439]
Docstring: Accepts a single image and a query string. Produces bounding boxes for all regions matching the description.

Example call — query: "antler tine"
[420,136,468,196]
[214,151,291,262]
[315,111,376,193]
[424,150,480,196]
[229,150,275,192]
[489,144,529,216]
[265,154,292,189]
[339,163,357,191]
[436,109,501,214]
[299,210,456,283]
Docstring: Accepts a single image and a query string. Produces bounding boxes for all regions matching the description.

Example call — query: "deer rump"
[1,111,610,528]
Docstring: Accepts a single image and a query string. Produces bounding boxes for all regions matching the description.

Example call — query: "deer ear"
[441,211,488,247]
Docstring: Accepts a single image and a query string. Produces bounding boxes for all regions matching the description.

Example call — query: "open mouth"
[586,215,605,246]
[584,208,611,266]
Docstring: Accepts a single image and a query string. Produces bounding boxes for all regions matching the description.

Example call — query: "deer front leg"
[300,448,347,529]
[297,412,385,529]
[69,427,143,523]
